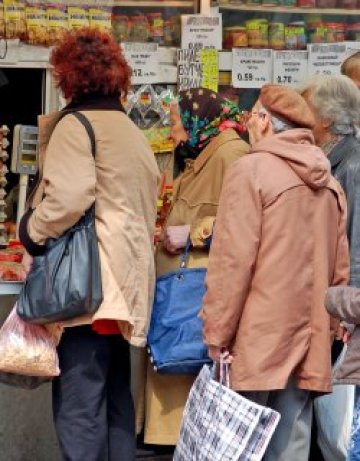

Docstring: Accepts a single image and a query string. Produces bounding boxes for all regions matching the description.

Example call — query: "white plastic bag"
[314,347,354,461]
[0,306,60,378]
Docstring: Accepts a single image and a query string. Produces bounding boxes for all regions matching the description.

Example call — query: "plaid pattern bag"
[174,363,280,461]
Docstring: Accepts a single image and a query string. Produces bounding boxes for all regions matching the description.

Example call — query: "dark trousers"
[53,326,136,461]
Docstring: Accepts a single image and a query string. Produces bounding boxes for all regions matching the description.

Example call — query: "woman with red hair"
[19,28,159,460]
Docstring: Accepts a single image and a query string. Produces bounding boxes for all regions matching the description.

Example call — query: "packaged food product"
[247,0,262,5]
[224,26,248,49]
[130,15,149,42]
[0,1,5,39]
[68,5,89,30]
[89,7,111,33]
[0,247,23,263]
[26,3,47,46]
[269,22,285,49]
[281,0,297,6]
[307,22,328,43]
[164,19,174,46]
[4,0,26,40]
[346,23,360,41]
[47,4,68,46]
[262,0,281,5]
[297,0,316,7]
[324,22,345,42]
[246,19,268,48]
[0,307,60,377]
[285,23,306,49]
[148,12,164,44]
[339,0,357,7]
[112,14,129,42]
[316,0,336,7]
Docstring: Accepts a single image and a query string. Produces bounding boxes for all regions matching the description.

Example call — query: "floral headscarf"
[178,88,245,152]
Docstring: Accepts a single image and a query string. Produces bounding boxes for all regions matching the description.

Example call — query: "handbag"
[147,240,211,374]
[314,346,355,461]
[17,112,103,324]
[174,360,281,461]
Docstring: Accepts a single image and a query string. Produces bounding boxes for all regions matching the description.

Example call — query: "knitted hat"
[260,84,315,129]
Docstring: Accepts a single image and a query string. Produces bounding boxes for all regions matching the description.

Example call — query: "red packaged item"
[0,261,24,281]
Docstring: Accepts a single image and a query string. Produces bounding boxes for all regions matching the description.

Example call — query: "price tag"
[122,42,160,84]
[200,49,219,92]
[232,49,273,89]
[273,50,308,86]
[181,14,222,51]
[308,43,347,76]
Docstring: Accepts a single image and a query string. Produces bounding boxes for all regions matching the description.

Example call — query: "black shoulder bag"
[17,112,103,324]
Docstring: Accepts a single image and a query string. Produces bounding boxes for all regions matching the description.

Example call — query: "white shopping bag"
[174,361,281,461]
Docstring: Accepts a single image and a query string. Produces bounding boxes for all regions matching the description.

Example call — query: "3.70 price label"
[232,49,272,89]
[273,50,308,87]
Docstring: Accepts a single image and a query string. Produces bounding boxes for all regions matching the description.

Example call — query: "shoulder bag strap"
[71,112,96,159]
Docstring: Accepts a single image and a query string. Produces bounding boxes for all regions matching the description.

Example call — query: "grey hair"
[297,75,360,136]
[258,106,297,133]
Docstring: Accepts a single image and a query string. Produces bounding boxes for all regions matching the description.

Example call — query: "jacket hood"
[251,129,331,190]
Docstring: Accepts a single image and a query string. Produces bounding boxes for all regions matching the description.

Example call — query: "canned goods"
[297,0,316,7]
[131,15,149,42]
[324,22,345,42]
[317,0,336,7]
[112,15,129,42]
[307,22,327,43]
[148,12,164,44]
[246,19,268,48]
[269,22,285,49]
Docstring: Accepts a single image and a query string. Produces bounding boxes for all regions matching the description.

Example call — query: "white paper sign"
[177,49,202,91]
[273,50,308,86]
[181,14,222,51]
[122,42,160,84]
[307,42,348,76]
[232,49,273,88]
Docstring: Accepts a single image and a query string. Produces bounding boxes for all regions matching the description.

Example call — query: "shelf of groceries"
[220,3,360,14]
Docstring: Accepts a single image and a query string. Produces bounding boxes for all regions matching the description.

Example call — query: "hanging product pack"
[174,360,281,461]
[17,112,103,324]
[147,239,211,374]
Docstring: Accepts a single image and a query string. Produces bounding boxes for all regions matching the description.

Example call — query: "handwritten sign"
[232,49,273,88]
[273,50,308,86]
[122,42,160,84]
[181,14,222,51]
[177,48,219,92]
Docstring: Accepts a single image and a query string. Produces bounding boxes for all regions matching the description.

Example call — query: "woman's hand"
[208,346,233,364]
[20,251,33,281]
[162,225,190,254]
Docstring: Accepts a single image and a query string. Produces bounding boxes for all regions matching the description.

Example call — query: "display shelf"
[219,3,360,14]
[113,0,194,7]
[0,282,22,296]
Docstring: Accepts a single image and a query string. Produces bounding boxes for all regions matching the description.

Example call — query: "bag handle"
[180,238,192,269]
[71,112,96,159]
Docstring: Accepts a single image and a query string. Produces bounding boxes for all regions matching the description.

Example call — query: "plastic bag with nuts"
[0,306,60,378]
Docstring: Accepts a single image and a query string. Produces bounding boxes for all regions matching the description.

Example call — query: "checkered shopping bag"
[174,363,281,461]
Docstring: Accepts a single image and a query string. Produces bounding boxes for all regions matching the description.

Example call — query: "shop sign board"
[181,14,222,51]
[177,48,219,92]
[232,49,273,89]
[273,50,308,86]
[122,42,160,84]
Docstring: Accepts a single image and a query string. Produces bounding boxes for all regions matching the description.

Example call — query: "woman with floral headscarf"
[144,88,249,446]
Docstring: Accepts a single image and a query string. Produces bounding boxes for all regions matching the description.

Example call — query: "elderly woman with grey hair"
[301,74,360,461]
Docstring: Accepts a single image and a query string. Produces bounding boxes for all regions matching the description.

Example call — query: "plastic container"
[246,19,268,48]
[324,22,345,42]
[269,22,285,49]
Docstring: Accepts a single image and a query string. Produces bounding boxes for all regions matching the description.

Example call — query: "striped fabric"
[174,364,280,461]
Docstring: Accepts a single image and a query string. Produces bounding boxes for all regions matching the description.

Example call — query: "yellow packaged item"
[47,4,68,46]
[26,4,47,46]
[89,7,111,32]
[4,0,26,40]
[68,5,89,30]
[0,2,5,39]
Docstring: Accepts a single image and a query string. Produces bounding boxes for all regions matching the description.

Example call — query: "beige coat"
[145,129,249,445]
[22,109,160,347]
[201,129,350,393]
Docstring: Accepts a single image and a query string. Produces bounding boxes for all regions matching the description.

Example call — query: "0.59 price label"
[232,49,272,89]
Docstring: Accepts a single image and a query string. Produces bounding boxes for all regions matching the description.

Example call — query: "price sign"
[308,43,347,76]
[273,51,308,86]
[181,14,222,51]
[232,49,273,88]
[200,49,219,92]
[122,42,160,84]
